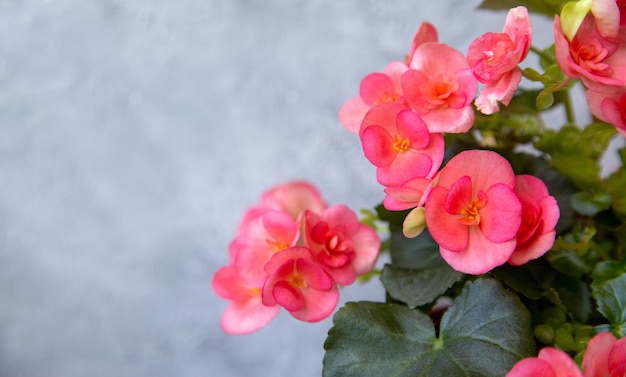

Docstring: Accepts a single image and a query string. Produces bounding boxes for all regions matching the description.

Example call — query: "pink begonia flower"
[554,13,626,91]
[262,247,339,322]
[508,175,560,266]
[383,177,433,211]
[425,150,522,274]
[506,347,583,377]
[359,102,445,186]
[303,205,380,285]
[212,265,280,335]
[402,42,478,133]
[507,332,626,377]
[467,6,532,114]
[260,180,327,219]
[583,332,626,377]
[232,207,300,285]
[338,61,408,134]
[406,22,439,65]
[561,0,621,40]
[586,88,626,136]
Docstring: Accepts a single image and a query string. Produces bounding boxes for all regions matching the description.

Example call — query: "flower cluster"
[215,0,626,375]
[340,7,559,275]
[555,0,626,135]
[212,181,380,334]
[507,332,626,377]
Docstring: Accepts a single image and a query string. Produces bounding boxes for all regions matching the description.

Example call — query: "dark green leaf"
[553,274,591,322]
[491,262,555,300]
[477,0,564,17]
[572,191,613,216]
[387,227,441,269]
[547,248,590,278]
[381,264,463,308]
[323,279,535,377]
[592,273,626,337]
[592,259,626,292]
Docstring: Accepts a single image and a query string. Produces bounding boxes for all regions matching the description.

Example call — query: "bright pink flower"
[554,13,626,90]
[212,265,280,335]
[303,205,380,285]
[467,6,532,114]
[583,332,626,377]
[359,103,445,186]
[260,180,327,219]
[425,150,522,274]
[402,42,478,133]
[508,175,560,266]
[586,88,626,136]
[262,247,339,322]
[406,22,439,65]
[383,177,433,211]
[338,61,408,134]
[506,347,583,377]
[232,207,300,285]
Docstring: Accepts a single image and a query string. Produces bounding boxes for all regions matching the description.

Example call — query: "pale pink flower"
[586,88,626,136]
[383,177,433,211]
[402,42,478,133]
[232,207,300,285]
[554,13,626,91]
[591,0,621,38]
[508,175,560,266]
[212,265,280,335]
[338,61,408,134]
[406,22,439,65]
[467,6,532,114]
[303,205,380,285]
[583,332,626,377]
[260,180,327,219]
[506,347,583,377]
[425,150,522,274]
[262,247,339,322]
[359,102,445,186]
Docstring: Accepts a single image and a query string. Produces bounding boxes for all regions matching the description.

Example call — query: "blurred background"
[0,1,556,376]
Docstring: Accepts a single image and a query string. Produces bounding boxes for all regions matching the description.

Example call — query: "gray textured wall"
[0,1,556,376]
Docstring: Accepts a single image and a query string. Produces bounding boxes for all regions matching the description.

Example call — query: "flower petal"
[221,296,280,335]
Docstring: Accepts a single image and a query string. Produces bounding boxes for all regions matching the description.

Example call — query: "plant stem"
[558,89,576,125]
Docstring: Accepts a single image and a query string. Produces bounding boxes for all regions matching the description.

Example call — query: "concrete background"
[0,1,560,376]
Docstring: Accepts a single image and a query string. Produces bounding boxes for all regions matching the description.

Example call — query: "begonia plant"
[214,1,626,375]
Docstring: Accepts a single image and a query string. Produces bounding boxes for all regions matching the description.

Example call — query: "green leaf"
[536,89,555,110]
[477,0,564,17]
[323,279,535,377]
[387,227,442,269]
[592,273,626,337]
[572,191,613,216]
[547,248,590,278]
[381,264,463,308]
[491,262,556,300]
[553,274,591,322]
[592,259,626,291]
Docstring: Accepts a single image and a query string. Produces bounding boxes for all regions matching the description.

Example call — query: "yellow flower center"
[289,273,307,289]
[459,195,487,226]
[268,240,289,252]
[393,135,411,152]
